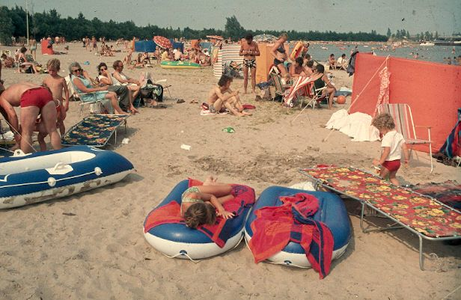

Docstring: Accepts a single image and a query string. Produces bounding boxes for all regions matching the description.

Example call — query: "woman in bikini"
[271,33,289,78]
[181,176,235,229]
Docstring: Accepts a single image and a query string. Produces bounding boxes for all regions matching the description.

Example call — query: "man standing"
[0,82,61,153]
[239,34,260,94]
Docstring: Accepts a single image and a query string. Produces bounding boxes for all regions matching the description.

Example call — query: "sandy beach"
[0,42,460,300]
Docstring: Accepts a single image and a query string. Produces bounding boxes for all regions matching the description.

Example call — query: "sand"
[0,42,460,300]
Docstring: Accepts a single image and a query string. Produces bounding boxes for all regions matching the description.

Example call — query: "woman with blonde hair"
[271,33,289,78]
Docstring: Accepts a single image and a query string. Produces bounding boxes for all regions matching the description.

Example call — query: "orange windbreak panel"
[351,53,461,152]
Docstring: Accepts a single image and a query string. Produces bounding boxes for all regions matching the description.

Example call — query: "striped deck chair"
[377,103,433,173]
[300,166,461,270]
[271,73,291,102]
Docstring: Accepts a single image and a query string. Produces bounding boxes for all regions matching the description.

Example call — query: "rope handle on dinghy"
[163,234,246,263]
[164,250,201,263]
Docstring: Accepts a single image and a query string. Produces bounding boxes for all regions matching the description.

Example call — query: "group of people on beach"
[0,52,170,154]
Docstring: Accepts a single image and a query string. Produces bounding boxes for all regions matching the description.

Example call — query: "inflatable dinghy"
[245,186,351,268]
[0,146,134,209]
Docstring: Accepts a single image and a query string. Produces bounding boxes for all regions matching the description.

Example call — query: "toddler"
[372,113,410,185]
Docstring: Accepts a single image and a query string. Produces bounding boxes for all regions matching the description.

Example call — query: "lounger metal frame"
[299,168,461,270]
[61,114,128,148]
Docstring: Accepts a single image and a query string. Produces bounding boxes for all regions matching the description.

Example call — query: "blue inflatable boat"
[245,186,351,268]
[0,146,134,209]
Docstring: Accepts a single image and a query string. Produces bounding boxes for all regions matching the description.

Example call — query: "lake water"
[305,43,459,65]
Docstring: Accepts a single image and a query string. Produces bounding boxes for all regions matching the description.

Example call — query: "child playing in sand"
[372,113,410,185]
[39,59,69,150]
[181,176,235,229]
[207,75,252,117]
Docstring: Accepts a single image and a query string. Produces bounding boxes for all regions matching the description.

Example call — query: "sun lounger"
[61,114,129,148]
[300,165,461,270]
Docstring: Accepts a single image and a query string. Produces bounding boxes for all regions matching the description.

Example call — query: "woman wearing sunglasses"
[97,62,138,114]
[69,62,125,114]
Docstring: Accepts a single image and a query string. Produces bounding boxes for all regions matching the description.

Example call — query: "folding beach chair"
[300,166,461,271]
[270,73,291,102]
[377,103,434,173]
[68,75,107,116]
[303,83,327,109]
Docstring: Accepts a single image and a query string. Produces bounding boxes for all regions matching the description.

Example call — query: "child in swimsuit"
[181,176,235,229]
[372,113,410,186]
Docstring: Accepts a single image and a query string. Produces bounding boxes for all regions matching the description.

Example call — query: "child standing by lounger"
[372,113,410,185]
[181,176,235,229]
[39,59,69,150]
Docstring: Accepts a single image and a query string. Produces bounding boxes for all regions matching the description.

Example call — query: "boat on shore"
[0,146,134,209]
[434,37,461,46]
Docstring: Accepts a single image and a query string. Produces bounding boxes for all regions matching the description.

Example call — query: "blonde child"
[372,113,410,185]
[181,176,235,229]
[39,59,69,150]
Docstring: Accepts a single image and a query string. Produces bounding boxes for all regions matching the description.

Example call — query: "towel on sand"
[249,193,334,279]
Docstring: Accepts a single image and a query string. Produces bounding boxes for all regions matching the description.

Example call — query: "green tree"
[224,15,245,41]
[0,6,14,45]
[386,28,391,38]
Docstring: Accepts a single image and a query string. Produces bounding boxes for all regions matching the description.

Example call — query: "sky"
[3,0,461,36]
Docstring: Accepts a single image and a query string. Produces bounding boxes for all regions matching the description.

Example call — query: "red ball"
[336,95,346,104]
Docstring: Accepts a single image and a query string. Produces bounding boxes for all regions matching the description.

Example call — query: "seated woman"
[289,57,308,79]
[69,62,125,114]
[17,47,39,74]
[271,33,289,79]
[97,62,138,114]
[304,60,314,77]
[313,64,337,109]
[1,53,16,68]
[111,60,142,100]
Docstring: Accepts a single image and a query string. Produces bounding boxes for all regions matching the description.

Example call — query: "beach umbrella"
[253,34,277,43]
[153,36,172,49]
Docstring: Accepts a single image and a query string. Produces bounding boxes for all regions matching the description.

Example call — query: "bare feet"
[130,106,139,114]
[237,111,252,117]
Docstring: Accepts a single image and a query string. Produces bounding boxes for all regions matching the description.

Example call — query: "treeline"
[0,6,388,46]
[386,27,442,41]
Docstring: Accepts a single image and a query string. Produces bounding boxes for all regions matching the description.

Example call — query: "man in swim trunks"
[239,34,260,94]
[0,82,61,153]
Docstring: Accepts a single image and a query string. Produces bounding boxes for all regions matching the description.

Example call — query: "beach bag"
[140,79,164,102]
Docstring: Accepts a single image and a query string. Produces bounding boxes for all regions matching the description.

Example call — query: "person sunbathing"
[328,53,337,70]
[111,60,142,102]
[181,176,235,229]
[337,54,348,70]
[1,54,15,69]
[97,62,138,114]
[289,57,308,79]
[70,62,125,115]
[207,74,251,117]
[313,64,336,109]
[17,47,39,74]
